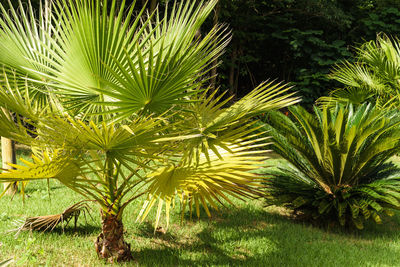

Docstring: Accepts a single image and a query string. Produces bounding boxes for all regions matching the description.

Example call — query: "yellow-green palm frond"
[215,81,300,125]
[0,0,150,118]
[137,141,268,230]
[329,61,387,93]
[0,0,53,76]
[33,114,169,165]
[317,87,376,108]
[174,81,298,165]
[196,80,299,132]
[359,34,400,80]
[42,0,149,118]
[0,149,81,192]
[0,148,109,207]
[0,72,49,119]
[0,73,52,145]
[17,0,228,120]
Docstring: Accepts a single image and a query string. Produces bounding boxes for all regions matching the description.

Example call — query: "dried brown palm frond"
[12,200,93,235]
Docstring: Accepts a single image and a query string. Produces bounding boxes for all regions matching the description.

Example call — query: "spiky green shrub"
[263,104,400,229]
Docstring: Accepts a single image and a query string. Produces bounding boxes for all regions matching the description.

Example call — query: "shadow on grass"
[46,224,101,236]
[135,206,400,266]
[137,222,178,241]
[7,223,101,239]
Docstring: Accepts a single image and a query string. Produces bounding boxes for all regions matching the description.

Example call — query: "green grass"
[0,157,400,266]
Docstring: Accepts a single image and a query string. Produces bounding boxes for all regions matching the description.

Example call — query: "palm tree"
[319,34,400,108]
[0,0,299,262]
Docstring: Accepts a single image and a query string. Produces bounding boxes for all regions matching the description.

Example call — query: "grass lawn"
[0,156,400,266]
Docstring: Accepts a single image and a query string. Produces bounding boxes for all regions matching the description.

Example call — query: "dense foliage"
[263,104,400,229]
[207,0,400,105]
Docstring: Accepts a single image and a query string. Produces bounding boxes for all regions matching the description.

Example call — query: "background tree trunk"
[1,108,17,195]
[149,0,157,13]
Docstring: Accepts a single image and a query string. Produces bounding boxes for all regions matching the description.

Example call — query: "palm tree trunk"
[95,212,132,262]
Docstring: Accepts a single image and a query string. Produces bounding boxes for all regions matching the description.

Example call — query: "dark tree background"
[210,0,400,105]
[2,0,400,106]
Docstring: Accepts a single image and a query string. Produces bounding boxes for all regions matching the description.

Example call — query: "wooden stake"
[1,108,17,195]
[2,137,17,195]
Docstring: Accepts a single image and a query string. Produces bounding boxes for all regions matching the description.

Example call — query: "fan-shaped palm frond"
[317,87,375,107]
[138,140,268,230]
[174,81,300,165]
[8,0,229,120]
[330,61,387,93]
[0,0,60,107]
[322,34,400,108]
[93,1,231,118]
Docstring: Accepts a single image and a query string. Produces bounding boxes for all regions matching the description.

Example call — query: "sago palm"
[262,104,400,229]
[319,34,400,108]
[0,0,299,262]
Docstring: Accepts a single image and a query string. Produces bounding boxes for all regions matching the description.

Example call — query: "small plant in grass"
[262,103,400,229]
[0,0,299,262]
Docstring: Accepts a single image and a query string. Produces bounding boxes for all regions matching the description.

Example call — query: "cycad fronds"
[263,103,400,228]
